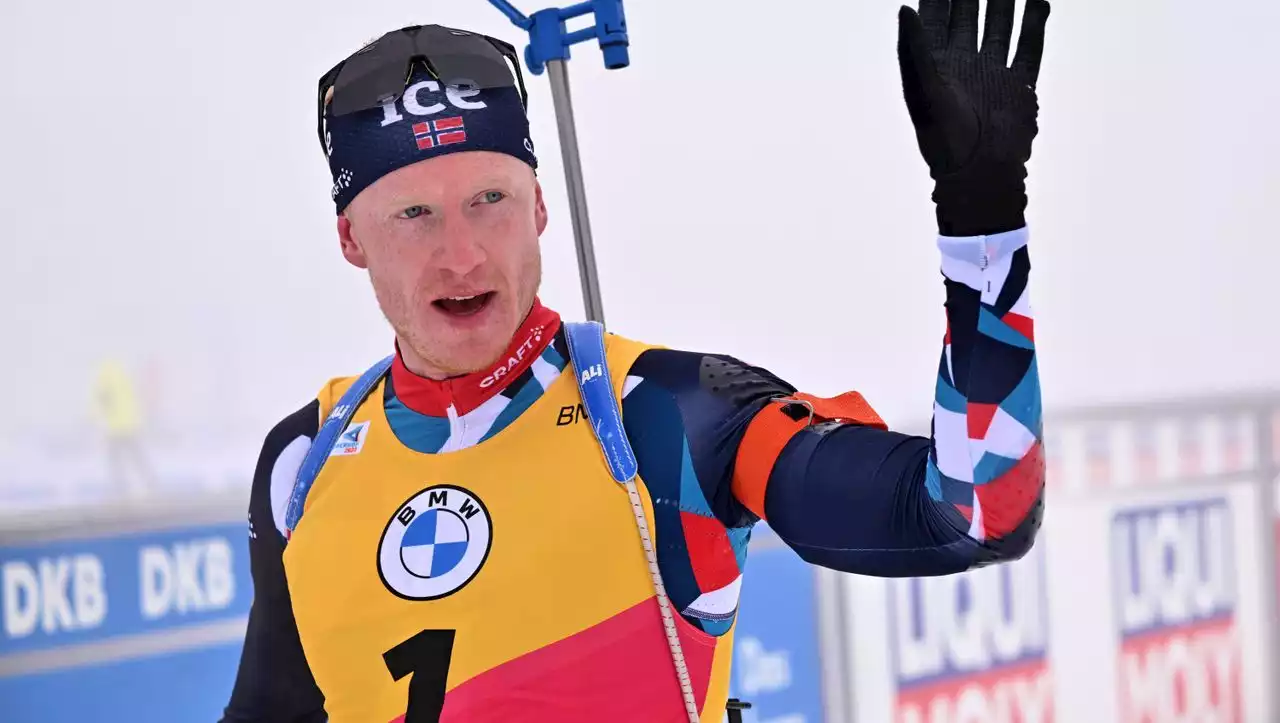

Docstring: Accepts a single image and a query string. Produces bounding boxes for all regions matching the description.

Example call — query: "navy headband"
[323,65,539,214]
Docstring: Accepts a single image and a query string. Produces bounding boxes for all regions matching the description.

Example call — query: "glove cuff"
[933,175,1028,237]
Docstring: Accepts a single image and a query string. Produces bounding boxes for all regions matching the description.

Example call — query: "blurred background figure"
[92,358,153,500]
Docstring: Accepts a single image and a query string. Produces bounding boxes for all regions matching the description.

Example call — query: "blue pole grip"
[590,0,629,70]
[487,0,629,75]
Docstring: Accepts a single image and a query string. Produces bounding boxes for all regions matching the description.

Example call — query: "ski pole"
[487,0,629,326]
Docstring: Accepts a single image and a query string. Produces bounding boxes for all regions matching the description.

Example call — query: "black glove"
[897,0,1051,236]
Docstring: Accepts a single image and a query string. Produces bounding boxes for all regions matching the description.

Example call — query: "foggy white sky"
[1,0,1277,441]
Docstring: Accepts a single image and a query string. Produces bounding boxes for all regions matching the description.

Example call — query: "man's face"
[339,151,548,378]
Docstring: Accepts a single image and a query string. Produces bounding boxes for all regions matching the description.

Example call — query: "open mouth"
[433,291,496,317]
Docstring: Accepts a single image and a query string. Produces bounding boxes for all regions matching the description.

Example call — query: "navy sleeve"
[624,227,1045,580]
[757,228,1045,576]
[762,425,1002,577]
[219,401,327,723]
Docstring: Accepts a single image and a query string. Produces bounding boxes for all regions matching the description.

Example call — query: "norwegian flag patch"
[413,116,467,150]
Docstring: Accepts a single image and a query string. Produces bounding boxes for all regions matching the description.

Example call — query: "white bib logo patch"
[377,485,493,600]
[329,421,370,457]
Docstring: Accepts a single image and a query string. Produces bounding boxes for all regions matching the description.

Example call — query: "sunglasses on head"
[316,24,529,154]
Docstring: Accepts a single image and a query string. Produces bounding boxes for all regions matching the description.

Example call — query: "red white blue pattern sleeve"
[730,226,1045,576]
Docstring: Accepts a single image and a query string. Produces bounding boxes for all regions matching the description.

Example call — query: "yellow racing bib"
[282,329,734,723]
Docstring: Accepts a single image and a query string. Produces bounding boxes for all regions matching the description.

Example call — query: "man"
[222,1,1051,721]
[93,357,153,499]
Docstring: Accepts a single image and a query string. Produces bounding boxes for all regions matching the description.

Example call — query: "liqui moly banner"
[1112,498,1241,723]
[889,547,1052,723]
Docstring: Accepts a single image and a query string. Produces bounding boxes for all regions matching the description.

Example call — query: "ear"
[533,180,549,236]
[337,214,369,269]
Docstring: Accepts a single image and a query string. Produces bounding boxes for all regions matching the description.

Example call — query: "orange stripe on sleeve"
[731,391,887,520]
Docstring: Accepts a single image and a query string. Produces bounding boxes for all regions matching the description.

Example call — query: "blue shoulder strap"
[284,354,394,538]
[283,323,632,538]
[563,321,639,485]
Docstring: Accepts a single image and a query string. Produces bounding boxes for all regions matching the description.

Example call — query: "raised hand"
[898,0,1051,236]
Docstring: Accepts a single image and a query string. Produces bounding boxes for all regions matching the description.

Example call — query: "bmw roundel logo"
[377,485,492,600]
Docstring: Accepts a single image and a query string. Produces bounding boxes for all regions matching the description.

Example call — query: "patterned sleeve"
[928,227,1044,553]
[620,227,1045,595]
[729,226,1045,576]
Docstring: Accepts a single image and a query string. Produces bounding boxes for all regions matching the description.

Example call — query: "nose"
[433,217,488,277]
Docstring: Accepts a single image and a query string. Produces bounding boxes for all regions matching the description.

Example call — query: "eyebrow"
[382,174,523,208]
[460,176,520,191]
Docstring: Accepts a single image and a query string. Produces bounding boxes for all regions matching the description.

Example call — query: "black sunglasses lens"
[329,31,416,116]
[327,27,520,118]
[414,27,518,93]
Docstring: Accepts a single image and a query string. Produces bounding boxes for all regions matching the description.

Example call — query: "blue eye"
[401,205,429,219]
[479,191,506,204]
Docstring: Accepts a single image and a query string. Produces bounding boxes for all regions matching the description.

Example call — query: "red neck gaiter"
[390,299,562,417]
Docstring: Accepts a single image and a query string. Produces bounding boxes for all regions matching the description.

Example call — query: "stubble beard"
[376,250,543,381]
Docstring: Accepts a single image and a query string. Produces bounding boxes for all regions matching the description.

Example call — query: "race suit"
[220,227,1044,722]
